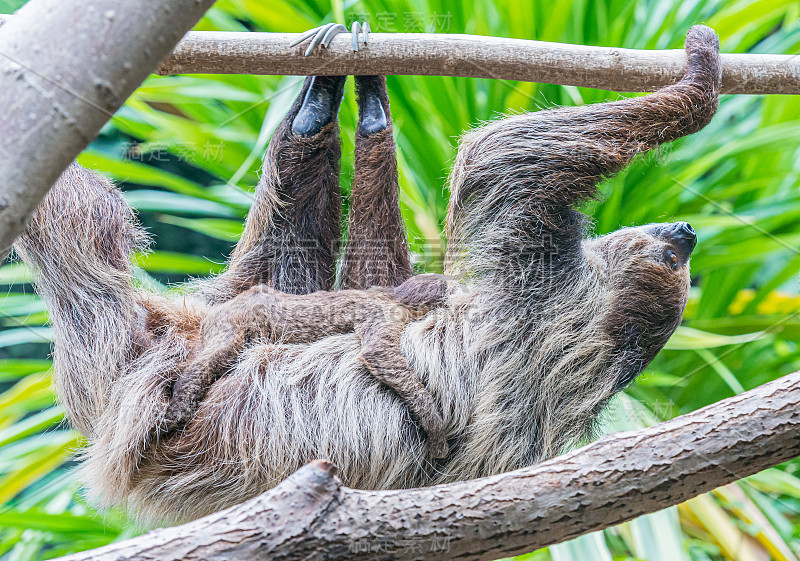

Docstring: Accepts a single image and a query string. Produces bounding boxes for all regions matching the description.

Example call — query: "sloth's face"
[593,222,696,276]
[583,222,696,379]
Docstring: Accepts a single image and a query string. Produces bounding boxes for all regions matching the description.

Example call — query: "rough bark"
[1,16,794,94]
[54,370,800,561]
[158,32,799,95]
[0,0,214,256]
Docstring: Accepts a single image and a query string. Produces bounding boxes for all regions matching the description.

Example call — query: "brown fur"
[165,273,451,457]
[341,75,413,289]
[13,27,720,523]
[199,76,345,301]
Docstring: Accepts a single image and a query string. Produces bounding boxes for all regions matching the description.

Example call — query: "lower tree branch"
[0,15,797,94]
[55,370,800,561]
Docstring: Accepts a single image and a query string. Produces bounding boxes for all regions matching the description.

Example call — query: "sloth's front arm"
[445,26,720,277]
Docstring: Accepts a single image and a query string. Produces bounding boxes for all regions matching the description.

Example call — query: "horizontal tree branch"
[0,15,797,94]
[56,369,800,561]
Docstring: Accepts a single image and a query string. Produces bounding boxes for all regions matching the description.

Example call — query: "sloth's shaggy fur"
[165,273,451,459]
[14,26,720,523]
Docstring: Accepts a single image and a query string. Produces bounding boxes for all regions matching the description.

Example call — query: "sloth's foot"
[426,429,449,460]
[291,75,346,137]
[355,75,388,135]
[417,405,448,459]
[290,21,370,56]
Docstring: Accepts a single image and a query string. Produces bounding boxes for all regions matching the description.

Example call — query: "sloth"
[165,272,452,459]
[13,25,720,523]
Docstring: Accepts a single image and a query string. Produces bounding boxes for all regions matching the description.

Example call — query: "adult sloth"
[14,25,719,522]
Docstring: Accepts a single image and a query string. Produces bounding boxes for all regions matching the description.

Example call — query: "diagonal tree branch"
[0,15,797,94]
[0,0,214,257]
[54,370,800,561]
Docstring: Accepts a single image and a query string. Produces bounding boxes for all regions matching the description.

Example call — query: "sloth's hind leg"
[341,75,413,290]
[200,76,346,302]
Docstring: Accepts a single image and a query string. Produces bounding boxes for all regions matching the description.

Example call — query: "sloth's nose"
[676,221,695,238]
[668,221,697,257]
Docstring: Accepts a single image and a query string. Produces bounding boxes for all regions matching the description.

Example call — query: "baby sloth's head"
[583,221,697,386]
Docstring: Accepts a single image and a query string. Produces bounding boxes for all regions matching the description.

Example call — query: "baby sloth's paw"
[425,423,449,459]
[290,21,370,56]
[162,390,191,434]
[416,405,448,459]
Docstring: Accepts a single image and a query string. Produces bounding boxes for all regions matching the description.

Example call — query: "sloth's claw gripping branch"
[320,24,347,49]
[351,21,370,51]
[291,21,370,56]
[288,25,324,48]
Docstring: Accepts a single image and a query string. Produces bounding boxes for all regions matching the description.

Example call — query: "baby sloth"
[166,273,451,458]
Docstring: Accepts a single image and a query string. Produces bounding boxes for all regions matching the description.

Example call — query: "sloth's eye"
[665,250,679,270]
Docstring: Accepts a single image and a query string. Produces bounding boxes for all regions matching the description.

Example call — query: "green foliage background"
[1,0,800,559]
